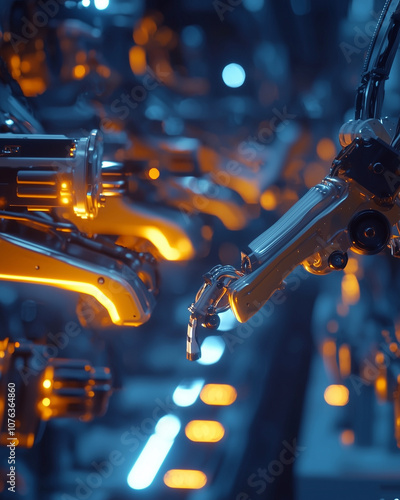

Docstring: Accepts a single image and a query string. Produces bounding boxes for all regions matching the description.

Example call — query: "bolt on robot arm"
[187,0,400,360]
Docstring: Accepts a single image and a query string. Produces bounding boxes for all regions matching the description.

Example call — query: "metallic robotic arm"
[187,0,400,360]
[0,126,160,443]
[0,129,158,327]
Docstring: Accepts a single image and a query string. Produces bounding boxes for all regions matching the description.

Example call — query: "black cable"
[362,0,392,74]
[355,0,400,119]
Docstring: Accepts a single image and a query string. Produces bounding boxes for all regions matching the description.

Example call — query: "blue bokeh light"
[127,415,181,490]
[94,0,109,10]
[172,379,205,407]
[196,336,225,365]
[222,63,246,88]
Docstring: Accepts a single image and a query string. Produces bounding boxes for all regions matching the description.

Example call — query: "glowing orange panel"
[324,384,349,406]
[129,46,146,75]
[164,469,207,489]
[21,61,31,73]
[341,274,360,305]
[185,420,225,443]
[344,257,358,275]
[338,344,351,378]
[375,375,387,400]
[322,339,336,357]
[0,274,121,324]
[19,77,46,97]
[26,433,35,448]
[10,55,20,69]
[142,227,192,261]
[200,384,237,406]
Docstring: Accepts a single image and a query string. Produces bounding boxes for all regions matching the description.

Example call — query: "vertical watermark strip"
[7,382,17,492]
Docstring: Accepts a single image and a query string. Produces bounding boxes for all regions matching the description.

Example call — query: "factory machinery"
[1,1,400,499]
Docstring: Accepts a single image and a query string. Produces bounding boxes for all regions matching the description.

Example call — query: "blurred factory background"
[0,0,400,499]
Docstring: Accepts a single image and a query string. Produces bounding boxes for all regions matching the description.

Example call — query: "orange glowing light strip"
[375,374,387,400]
[200,384,237,406]
[16,193,57,199]
[0,274,121,324]
[341,274,360,305]
[129,46,147,75]
[344,257,358,275]
[163,469,207,489]
[142,227,191,261]
[185,420,225,443]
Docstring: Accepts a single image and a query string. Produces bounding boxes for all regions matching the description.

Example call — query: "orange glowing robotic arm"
[0,129,160,326]
[0,231,156,326]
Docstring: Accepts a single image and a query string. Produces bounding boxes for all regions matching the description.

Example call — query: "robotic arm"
[187,0,400,360]
[0,129,158,327]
